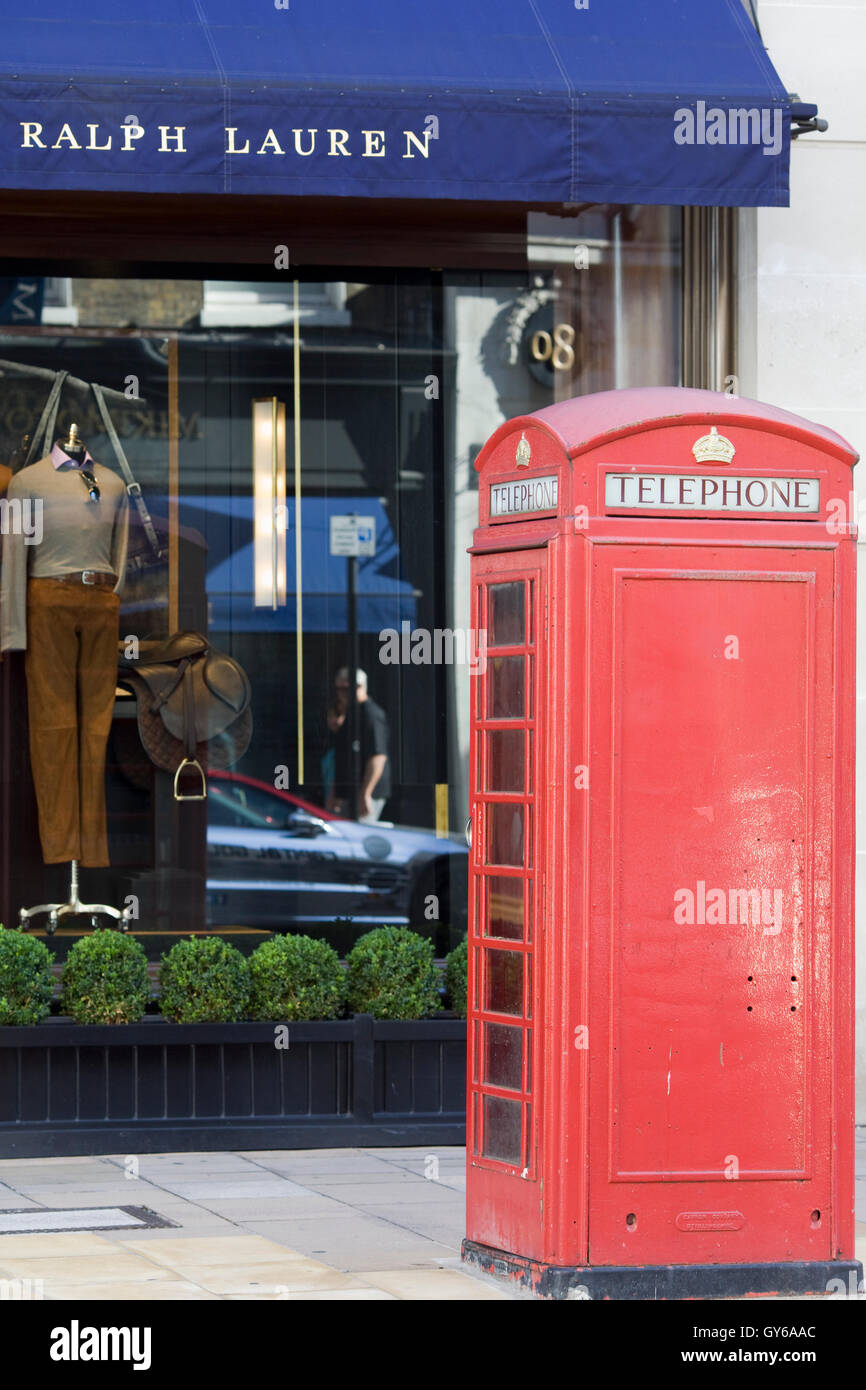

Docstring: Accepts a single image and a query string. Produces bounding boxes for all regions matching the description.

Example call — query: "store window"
[0,207,680,952]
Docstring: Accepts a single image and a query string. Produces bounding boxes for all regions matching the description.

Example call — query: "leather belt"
[51,571,117,588]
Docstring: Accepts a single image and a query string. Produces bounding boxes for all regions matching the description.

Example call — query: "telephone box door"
[586,541,840,1268]
[466,549,547,1256]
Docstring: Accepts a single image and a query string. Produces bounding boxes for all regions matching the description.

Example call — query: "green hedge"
[159,937,250,1023]
[60,931,150,1024]
[444,937,468,1018]
[346,927,441,1020]
[248,934,345,1021]
[0,925,55,1025]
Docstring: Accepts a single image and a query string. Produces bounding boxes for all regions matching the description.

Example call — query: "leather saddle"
[118,631,252,801]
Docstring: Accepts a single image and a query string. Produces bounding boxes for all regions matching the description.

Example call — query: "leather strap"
[182,660,197,759]
[91,382,163,560]
[147,653,198,758]
[24,370,69,467]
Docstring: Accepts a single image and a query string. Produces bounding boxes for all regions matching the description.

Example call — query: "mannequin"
[0,422,129,867]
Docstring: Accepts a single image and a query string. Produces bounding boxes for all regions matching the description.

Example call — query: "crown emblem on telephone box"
[692,425,735,465]
[515,432,531,468]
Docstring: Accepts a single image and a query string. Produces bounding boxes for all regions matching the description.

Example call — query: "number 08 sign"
[531,323,576,372]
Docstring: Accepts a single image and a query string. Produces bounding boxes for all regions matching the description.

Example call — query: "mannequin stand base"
[18,860,131,935]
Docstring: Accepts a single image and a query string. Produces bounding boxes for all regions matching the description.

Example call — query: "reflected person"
[328,666,391,823]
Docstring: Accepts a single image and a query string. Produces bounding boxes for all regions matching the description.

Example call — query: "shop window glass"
[0,215,680,948]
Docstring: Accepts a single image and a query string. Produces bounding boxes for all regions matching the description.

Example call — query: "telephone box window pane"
[483,1022,522,1091]
[489,583,525,647]
[482,1094,522,1165]
[487,802,524,866]
[487,657,524,719]
[487,730,525,792]
[486,874,523,939]
[485,948,523,1016]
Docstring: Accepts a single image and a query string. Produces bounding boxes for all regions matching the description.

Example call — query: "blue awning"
[179,494,417,635]
[0,1,796,206]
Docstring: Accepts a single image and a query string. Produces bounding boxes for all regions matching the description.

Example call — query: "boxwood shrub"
[444,937,468,1018]
[60,930,150,1024]
[0,925,55,1025]
[345,926,441,1020]
[248,934,345,1021]
[159,936,250,1023]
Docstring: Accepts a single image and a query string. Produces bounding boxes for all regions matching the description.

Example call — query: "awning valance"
[0,1,797,206]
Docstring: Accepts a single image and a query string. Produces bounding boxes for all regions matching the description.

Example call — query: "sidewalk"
[0,1146,516,1301]
[0,1134,863,1301]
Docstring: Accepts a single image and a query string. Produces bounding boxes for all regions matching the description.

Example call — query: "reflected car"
[206,770,468,946]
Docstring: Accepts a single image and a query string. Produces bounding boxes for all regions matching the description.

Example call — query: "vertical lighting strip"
[252,397,286,610]
[270,396,279,610]
[293,278,304,785]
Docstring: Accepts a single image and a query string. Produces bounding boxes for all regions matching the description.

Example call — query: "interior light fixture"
[252,396,287,609]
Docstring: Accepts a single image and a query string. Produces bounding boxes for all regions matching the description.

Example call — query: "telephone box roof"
[504,387,859,468]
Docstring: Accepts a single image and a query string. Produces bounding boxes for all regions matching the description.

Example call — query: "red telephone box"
[462,387,862,1300]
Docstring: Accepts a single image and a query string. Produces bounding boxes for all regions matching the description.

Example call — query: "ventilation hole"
[747,1006,753,1012]
[625,1213,637,1229]
[810,1209,821,1227]
[747,975,753,982]
[791,1005,796,1012]
[791,975,797,982]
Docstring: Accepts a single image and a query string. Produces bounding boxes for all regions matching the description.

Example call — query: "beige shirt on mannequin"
[0,455,129,652]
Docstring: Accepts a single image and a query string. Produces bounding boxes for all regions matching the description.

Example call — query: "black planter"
[0,1013,466,1157]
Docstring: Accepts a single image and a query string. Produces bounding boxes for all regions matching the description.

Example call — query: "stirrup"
[173,757,207,801]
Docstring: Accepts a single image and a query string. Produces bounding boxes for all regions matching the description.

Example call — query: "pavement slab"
[237,1212,458,1272]
[0,1254,177,1286]
[357,1267,513,1300]
[117,1234,312,1267]
[44,1280,220,1301]
[0,1137,860,1301]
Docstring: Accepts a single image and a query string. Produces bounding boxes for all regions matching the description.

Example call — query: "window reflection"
[485,948,523,1016]
[482,1094,522,1165]
[487,657,525,719]
[489,582,524,647]
[485,875,524,940]
[487,803,524,867]
[486,729,525,792]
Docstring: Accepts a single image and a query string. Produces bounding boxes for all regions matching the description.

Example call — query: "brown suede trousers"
[25,578,120,866]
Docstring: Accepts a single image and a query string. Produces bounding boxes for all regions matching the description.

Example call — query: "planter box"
[0,1014,466,1158]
